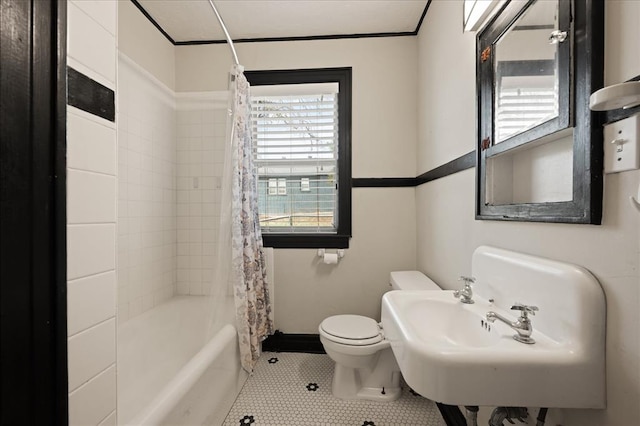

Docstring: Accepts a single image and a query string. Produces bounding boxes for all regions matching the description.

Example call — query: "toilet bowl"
[319,271,441,401]
[319,314,401,401]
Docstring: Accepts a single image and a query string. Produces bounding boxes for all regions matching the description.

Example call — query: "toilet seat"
[320,315,383,346]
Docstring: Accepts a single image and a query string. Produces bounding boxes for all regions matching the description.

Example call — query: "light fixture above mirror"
[463,0,506,33]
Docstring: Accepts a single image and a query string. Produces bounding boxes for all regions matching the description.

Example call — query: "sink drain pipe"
[486,406,548,426]
[464,406,478,426]
[488,407,529,426]
[435,403,547,426]
[535,407,548,426]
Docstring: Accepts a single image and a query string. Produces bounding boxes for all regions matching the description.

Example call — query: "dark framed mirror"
[476,0,604,224]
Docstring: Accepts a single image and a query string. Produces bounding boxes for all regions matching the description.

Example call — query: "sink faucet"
[453,276,475,304]
[486,303,539,344]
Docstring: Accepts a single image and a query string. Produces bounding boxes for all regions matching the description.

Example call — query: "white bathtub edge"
[126,324,237,426]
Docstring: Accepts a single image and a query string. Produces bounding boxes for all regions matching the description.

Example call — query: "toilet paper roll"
[323,253,339,264]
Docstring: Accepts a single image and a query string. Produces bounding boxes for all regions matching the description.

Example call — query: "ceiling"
[135,0,430,44]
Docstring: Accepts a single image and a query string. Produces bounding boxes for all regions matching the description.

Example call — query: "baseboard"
[262,331,326,354]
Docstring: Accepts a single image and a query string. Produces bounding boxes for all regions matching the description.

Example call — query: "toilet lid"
[320,315,382,344]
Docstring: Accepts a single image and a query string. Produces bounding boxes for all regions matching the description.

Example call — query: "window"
[246,68,352,248]
[300,178,310,192]
[268,178,277,195]
[277,178,287,195]
[267,178,287,195]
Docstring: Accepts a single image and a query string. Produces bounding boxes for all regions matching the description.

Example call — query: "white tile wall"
[68,365,117,426]
[67,170,116,224]
[68,1,116,86]
[98,412,117,426]
[67,7,227,422]
[117,54,177,322]
[67,223,116,280]
[67,271,116,336]
[67,111,116,175]
[68,319,116,391]
[175,104,227,296]
[67,1,118,424]
[71,0,117,36]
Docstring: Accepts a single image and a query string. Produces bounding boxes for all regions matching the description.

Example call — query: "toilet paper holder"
[317,249,345,262]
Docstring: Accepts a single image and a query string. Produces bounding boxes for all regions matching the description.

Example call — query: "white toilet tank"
[389,271,440,291]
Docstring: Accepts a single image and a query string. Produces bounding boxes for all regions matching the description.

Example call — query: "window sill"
[262,234,350,249]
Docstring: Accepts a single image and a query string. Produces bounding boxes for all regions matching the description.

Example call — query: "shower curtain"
[224,65,274,372]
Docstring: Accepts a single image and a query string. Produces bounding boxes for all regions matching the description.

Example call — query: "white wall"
[66,1,117,425]
[118,0,175,90]
[175,38,419,332]
[416,1,640,425]
[176,38,418,178]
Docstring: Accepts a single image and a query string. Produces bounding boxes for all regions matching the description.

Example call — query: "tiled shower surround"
[117,54,229,322]
[67,1,117,422]
[117,55,177,322]
[175,98,228,296]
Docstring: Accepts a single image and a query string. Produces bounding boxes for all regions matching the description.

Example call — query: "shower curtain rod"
[207,0,240,66]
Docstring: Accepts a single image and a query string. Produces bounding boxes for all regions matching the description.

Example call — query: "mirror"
[476,0,604,224]
[493,0,561,143]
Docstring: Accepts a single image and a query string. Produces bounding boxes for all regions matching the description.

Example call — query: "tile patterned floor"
[223,352,446,426]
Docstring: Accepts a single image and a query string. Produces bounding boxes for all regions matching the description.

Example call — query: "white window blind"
[495,76,558,143]
[251,83,339,234]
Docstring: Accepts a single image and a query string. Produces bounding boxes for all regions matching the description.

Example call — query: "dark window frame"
[245,68,352,248]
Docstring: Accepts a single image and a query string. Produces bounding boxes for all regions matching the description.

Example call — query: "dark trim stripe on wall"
[67,67,115,122]
[130,0,432,46]
[352,87,640,190]
[352,177,417,188]
[352,151,476,188]
[415,151,475,185]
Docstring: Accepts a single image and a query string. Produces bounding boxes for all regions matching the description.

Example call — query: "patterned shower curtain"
[230,66,274,372]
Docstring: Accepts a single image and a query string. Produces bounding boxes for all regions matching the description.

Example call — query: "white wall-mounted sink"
[381,246,606,409]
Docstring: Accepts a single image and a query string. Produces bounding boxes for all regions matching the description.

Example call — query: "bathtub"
[118,296,247,425]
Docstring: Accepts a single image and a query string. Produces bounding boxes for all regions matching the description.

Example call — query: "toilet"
[319,271,441,401]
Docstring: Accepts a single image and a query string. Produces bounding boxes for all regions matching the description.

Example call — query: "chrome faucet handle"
[510,303,539,317]
[458,276,476,285]
[454,276,475,304]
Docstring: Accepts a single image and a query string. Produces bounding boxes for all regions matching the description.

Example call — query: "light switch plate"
[604,113,640,174]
